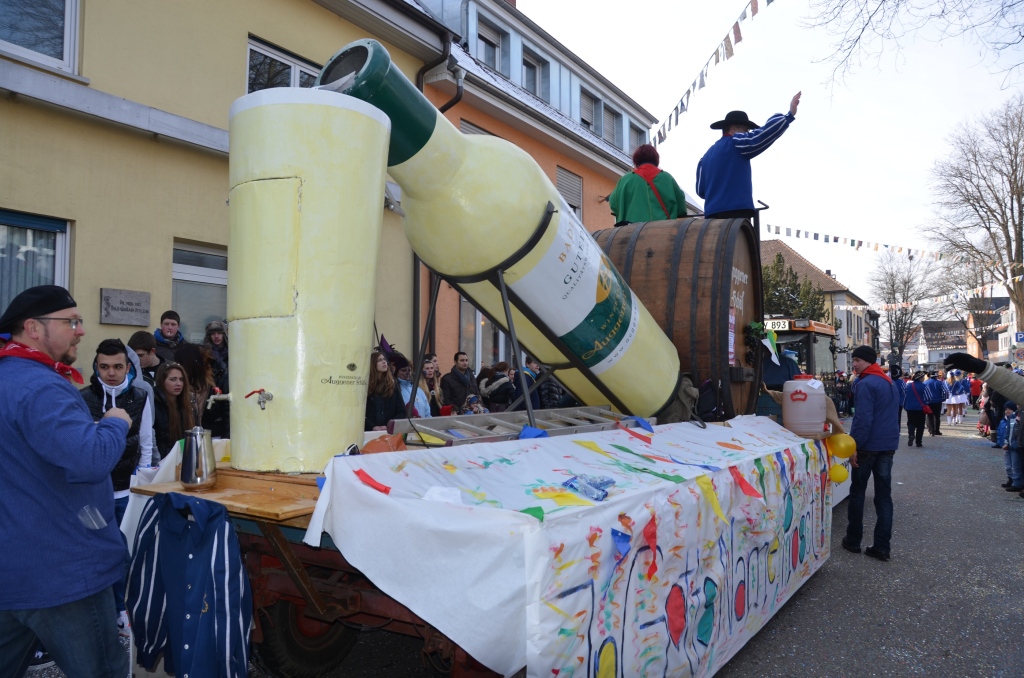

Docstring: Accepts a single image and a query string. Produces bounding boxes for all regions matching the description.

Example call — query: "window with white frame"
[0,208,69,312]
[0,0,79,73]
[476,20,502,73]
[580,91,596,131]
[247,38,320,93]
[602,104,621,146]
[556,167,584,220]
[171,244,227,344]
[522,54,540,96]
[629,125,645,153]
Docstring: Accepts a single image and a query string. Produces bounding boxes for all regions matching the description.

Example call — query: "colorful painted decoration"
[310,416,835,676]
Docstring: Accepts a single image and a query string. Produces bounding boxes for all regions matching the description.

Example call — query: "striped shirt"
[695,112,794,214]
[127,492,252,678]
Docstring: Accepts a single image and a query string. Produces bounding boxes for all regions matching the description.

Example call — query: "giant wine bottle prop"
[316,40,683,417]
[228,88,391,471]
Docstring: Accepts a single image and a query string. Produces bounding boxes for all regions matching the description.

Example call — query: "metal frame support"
[256,521,349,621]
[495,269,536,428]
[408,274,444,418]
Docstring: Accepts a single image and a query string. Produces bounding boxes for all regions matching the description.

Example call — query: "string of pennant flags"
[652,0,776,147]
[763,222,1024,311]
[764,222,1024,271]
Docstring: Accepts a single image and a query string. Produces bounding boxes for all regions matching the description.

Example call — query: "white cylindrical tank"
[228,88,391,472]
[782,375,828,437]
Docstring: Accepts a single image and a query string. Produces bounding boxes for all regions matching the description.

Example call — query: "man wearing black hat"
[696,92,801,219]
[843,345,901,562]
[0,286,131,676]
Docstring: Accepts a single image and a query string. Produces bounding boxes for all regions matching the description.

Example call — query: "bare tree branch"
[806,0,1024,82]
[868,250,936,366]
[928,93,1024,322]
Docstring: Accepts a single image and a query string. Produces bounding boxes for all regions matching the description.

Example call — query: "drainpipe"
[439,67,465,113]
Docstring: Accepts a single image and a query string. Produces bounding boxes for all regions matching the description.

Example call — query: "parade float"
[132,39,850,678]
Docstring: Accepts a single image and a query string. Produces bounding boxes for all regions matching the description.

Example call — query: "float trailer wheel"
[254,599,358,678]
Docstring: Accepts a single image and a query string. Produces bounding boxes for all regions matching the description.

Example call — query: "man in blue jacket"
[0,286,132,677]
[696,92,800,219]
[922,371,945,436]
[842,345,901,562]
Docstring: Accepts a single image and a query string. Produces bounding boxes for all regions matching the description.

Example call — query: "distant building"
[915,321,968,370]
[760,240,877,371]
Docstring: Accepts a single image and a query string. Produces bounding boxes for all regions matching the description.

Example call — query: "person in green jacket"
[608,144,687,226]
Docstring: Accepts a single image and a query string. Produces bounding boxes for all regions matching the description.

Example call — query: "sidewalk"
[720,410,1024,676]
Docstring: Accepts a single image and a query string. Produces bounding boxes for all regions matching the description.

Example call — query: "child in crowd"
[1001,402,1023,492]
[462,394,489,415]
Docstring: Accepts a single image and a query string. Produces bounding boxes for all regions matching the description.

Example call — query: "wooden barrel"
[593,218,763,418]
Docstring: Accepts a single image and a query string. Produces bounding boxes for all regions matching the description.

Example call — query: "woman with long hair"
[173,343,230,437]
[420,359,444,417]
[366,350,405,431]
[152,362,195,460]
[482,361,515,412]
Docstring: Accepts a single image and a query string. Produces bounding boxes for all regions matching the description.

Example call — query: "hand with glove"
[943,352,987,374]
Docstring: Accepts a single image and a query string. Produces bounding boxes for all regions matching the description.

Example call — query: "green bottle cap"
[317,39,437,167]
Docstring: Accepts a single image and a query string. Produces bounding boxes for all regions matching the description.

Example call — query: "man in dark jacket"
[80,338,154,632]
[152,310,187,362]
[842,345,900,562]
[922,371,945,436]
[441,352,479,411]
[127,330,163,386]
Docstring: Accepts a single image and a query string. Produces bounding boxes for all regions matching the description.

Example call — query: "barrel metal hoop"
[689,221,709,382]
[598,222,623,257]
[621,221,649,283]
[664,219,693,342]
[443,202,555,285]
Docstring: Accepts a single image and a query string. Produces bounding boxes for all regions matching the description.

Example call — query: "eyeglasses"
[33,317,85,330]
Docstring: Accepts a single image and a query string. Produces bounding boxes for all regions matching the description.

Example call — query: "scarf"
[632,163,670,218]
[153,328,184,348]
[451,366,471,387]
[0,340,84,384]
[858,363,893,384]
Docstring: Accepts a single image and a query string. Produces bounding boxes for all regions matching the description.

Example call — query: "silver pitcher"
[180,426,218,491]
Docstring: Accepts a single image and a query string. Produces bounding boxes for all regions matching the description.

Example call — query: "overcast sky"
[517,0,1021,305]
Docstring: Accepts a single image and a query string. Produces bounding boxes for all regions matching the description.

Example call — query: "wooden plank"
[132,471,319,521]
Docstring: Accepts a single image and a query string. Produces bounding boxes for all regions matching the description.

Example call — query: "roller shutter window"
[580,92,595,130]
[602,105,620,146]
[477,22,500,71]
[556,167,583,220]
[629,126,644,153]
[459,120,494,136]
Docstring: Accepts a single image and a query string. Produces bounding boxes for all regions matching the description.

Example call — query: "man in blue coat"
[842,345,901,562]
[696,92,800,219]
[0,286,132,677]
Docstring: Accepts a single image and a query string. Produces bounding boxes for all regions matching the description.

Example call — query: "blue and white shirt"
[127,492,252,678]
[696,112,794,214]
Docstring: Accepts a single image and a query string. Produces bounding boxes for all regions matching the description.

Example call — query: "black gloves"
[943,352,987,374]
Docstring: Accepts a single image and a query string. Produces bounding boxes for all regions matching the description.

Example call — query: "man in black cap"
[0,285,132,676]
[696,92,801,219]
[842,345,901,562]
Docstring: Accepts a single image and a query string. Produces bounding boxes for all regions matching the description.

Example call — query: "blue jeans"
[0,586,128,678]
[845,451,894,555]
[1006,447,1023,487]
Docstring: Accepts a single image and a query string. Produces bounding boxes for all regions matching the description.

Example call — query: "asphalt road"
[31,411,1024,677]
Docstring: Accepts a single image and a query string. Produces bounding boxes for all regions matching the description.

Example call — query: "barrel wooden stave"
[594,218,763,417]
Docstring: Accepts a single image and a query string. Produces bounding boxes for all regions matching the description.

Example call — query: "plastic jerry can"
[782,375,828,437]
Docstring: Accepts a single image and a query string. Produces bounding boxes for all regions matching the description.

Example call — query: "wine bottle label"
[510,199,640,375]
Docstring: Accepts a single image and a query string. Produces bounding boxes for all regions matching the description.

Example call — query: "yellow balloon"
[826,433,856,459]
[829,464,849,483]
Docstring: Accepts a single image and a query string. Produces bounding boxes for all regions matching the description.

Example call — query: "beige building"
[1,0,660,375]
[760,240,879,372]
